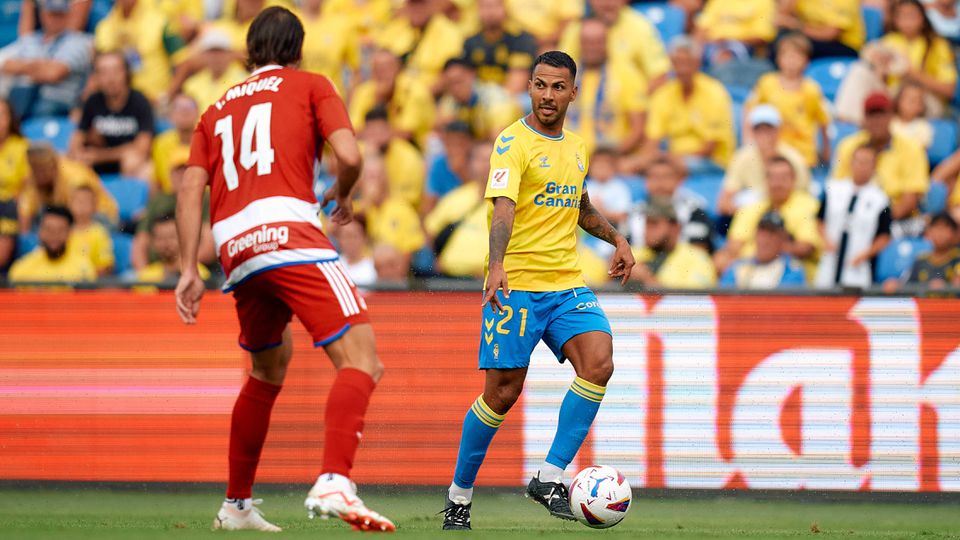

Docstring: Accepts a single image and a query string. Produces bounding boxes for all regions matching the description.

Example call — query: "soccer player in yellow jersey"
[442,51,635,530]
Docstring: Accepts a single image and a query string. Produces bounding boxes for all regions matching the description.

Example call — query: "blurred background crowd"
[2,0,960,292]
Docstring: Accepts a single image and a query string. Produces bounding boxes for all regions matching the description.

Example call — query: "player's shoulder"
[493,119,528,149]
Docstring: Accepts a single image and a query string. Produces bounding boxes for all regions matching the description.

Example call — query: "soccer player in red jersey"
[174,7,395,533]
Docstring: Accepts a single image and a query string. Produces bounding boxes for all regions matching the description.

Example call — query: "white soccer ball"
[569,465,632,529]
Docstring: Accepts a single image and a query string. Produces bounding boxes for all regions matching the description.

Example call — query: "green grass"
[0,488,958,539]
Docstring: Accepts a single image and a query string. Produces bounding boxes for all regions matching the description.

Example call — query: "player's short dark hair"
[152,214,177,233]
[767,155,795,177]
[41,205,73,226]
[364,106,389,124]
[246,6,304,69]
[645,152,685,177]
[443,57,474,72]
[531,50,577,80]
[94,50,132,86]
[929,212,958,231]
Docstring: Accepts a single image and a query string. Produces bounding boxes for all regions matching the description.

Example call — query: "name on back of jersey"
[215,76,285,110]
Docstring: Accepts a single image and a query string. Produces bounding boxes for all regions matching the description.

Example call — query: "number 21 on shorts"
[214,103,276,191]
[494,305,528,337]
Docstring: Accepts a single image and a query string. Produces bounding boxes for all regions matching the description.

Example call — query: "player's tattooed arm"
[483,197,516,312]
[579,192,636,285]
[578,191,622,246]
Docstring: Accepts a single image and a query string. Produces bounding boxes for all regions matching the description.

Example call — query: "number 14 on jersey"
[214,102,276,191]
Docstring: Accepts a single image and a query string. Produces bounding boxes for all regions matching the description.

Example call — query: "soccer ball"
[569,465,632,529]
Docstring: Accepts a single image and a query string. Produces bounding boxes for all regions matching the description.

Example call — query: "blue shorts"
[478,287,612,369]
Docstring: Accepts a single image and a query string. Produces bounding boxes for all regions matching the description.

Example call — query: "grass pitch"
[0,488,958,539]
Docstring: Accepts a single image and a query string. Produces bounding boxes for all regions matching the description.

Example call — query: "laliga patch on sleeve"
[490,168,509,189]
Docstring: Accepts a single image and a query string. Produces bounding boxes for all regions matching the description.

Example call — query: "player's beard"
[43,243,67,260]
[534,102,566,129]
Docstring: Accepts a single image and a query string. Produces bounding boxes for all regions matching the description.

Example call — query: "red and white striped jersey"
[187,65,352,291]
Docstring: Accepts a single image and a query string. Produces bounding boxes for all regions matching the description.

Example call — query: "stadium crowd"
[1,0,960,291]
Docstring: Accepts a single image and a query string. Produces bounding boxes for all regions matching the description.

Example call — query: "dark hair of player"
[94,50,132,86]
[531,51,577,80]
[41,205,74,226]
[246,6,305,70]
[767,154,795,177]
[443,57,475,72]
[364,106,389,123]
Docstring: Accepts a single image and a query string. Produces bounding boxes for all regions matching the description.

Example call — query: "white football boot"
[212,498,282,532]
[304,473,396,532]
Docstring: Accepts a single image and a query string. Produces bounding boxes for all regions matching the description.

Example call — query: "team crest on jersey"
[539,156,551,168]
[576,153,584,172]
[493,344,500,360]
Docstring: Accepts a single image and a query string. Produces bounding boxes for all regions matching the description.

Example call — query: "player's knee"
[486,383,523,414]
[251,365,287,386]
[581,357,614,387]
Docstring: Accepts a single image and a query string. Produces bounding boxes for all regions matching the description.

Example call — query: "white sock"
[448,482,473,504]
[537,462,564,484]
[317,472,354,493]
[224,497,253,511]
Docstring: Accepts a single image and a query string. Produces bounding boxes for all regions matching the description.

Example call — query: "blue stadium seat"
[684,174,723,217]
[863,5,884,43]
[101,176,150,223]
[22,116,75,153]
[155,118,172,135]
[924,181,950,214]
[805,57,855,101]
[15,232,37,258]
[928,119,957,166]
[111,232,133,275]
[633,2,685,45]
[830,121,859,157]
[875,237,931,282]
[725,84,752,105]
[624,176,646,203]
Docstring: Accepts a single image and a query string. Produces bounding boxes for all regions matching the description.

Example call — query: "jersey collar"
[521,117,564,141]
[250,64,283,77]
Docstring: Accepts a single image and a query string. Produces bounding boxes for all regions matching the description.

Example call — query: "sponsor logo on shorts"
[577,300,601,310]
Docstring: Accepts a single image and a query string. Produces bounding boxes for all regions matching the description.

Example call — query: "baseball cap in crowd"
[197,30,233,52]
[645,196,678,222]
[749,105,782,128]
[864,92,893,115]
[40,0,70,13]
[757,210,787,232]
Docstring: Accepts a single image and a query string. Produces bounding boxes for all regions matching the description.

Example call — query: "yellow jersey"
[376,15,464,90]
[832,131,930,205]
[633,243,718,289]
[68,223,115,273]
[182,63,250,112]
[297,10,360,95]
[696,0,776,43]
[9,248,96,284]
[747,74,831,166]
[880,33,958,96]
[364,196,426,255]
[485,117,589,292]
[151,131,191,194]
[0,135,28,200]
[349,73,435,149]
[424,183,488,278]
[795,0,865,50]
[646,73,736,166]
[568,62,647,155]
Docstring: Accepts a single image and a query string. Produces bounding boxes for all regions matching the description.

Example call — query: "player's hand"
[483,263,509,313]
[321,185,353,225]
[850,251,870,268]
[609,237,636,286]
[175,270,206,324]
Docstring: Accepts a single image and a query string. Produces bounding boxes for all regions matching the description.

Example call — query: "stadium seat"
[805,57,855,101]
[22,116,75,153]
[624,176,646,203]
[684,174,723,217]
[15,232,38,258]
[928,119,957,166]
[155,118,172,135]
[829,121,859,157]
[101,176,150,223]
[863,6,884,43]
[724,84,752,105]
[924,181,950,214]
[111,232,133,275]
[875,236,931,282]
[633,2,685,45]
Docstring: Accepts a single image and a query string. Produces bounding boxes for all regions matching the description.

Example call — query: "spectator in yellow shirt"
[719,105,811,217]
[376,0,464,93]
[747,33,830,167]
[776,0,864,59]
[320,0,391,44]
[559,0,670,93]
[436,58,519,141]
[0,199,17,276]
[695,0,777,47]
[9,205,96,284]
[355,158,425,259]
[151,94,196,195]
[359,107,426,208]
[19,144,119,231]
[181,30,249,112]
[66,185,114,277]
[93,0,186,102]
[716,156,821,276]
[630,196,717,289]
[632,36,735,174]
[423,141,491,278]
[135,214,210,285]
[832,92,929,222]
[0,99,28,201]
[296,0,360,96]
[565,18,647,155]
[462,0,537,95]
[506,0,581,49]
[349,48,435,149]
